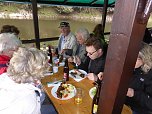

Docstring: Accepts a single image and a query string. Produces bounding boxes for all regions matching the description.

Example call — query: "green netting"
[67,0,94,4]
[0,0,115,7]
[41,0,64,2]
[95,0,115,4]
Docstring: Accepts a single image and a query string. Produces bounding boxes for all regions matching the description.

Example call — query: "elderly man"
[0,33,22,75]
[68,27,90,64]
[57,21,78,57]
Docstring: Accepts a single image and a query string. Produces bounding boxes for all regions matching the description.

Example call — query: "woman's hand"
[127,88,134,97]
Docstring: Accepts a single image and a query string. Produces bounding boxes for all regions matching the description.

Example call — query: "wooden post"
[31,0,40,49]
[98,0,149,114]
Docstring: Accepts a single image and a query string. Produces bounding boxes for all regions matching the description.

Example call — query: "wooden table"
[41,64,132,114]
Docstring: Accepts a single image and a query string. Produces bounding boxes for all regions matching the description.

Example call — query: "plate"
[51,84,76,100]
[89,87,97,99]
[69,69,87,81]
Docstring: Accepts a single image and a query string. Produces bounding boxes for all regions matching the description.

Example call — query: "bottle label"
[64,73,67,78]
[64,73,69,81]
[93,104,98,113]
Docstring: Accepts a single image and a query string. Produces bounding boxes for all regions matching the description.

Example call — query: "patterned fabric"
[0,55,10,75]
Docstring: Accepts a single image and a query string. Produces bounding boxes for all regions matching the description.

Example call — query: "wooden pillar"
[31,0,40,49]
[98,0,149,114]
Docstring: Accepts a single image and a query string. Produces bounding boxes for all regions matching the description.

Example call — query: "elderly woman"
[0,33,22,74]
[126,43,152,114]
[0,47,49,114]
[68,28,90,65]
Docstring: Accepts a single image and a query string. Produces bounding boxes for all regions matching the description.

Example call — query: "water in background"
[0,16,151,46]
[0,19,112,39]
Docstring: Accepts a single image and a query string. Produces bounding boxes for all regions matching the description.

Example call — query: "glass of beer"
[74,88,83,104]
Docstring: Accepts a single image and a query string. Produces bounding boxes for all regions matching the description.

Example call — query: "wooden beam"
[98,0,148,113]
[63,0,68,4]
[90,0,98,5]
[22,37,59,44]
[31,0,40,49]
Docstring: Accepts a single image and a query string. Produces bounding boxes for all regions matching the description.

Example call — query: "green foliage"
[54,6,74,14]
[0,4,19,12]
[38,7,57,16]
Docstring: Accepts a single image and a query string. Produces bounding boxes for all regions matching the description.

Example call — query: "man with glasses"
[77,36,107,81]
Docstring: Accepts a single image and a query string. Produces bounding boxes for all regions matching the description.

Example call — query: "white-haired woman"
[0,47,54,114]
[126,43,152,114]
[0,33,22,74]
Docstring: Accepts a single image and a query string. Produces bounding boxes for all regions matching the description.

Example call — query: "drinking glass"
[75,88,83,104]
[53,66,58,73]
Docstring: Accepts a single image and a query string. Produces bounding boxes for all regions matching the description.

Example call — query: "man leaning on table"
[57,21,78,57]
[75,35,107,81]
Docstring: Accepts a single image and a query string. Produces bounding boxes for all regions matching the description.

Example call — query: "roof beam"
[101,0,108,33]
[90,0,98,5]
[63,0,68,4]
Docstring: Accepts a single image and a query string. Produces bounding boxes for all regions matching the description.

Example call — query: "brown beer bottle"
[91,79,102,114]
[48,46,52,64]
[59,54,63,63]
[63,59,69,81]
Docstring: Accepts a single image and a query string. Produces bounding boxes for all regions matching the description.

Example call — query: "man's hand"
[127,88,134,97]
[97,72,103,80]
[87,73,97,81]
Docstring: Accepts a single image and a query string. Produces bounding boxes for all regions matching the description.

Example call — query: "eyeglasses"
[87,50,98,55]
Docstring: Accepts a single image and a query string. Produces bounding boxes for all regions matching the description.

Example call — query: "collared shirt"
[58,32,78,56]
[75,44,87,63]
[60,35,66,51]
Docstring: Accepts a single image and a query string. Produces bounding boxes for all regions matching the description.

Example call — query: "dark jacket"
[78,55,106,75]
[126,68,152,114]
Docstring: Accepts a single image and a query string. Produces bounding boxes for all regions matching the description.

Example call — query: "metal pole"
[101,0,108,33]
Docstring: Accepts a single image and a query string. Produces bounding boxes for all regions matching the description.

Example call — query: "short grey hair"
[75,28,90,41]
[0,33,22,54]
[139,43,152,73]
[7,47,48,83]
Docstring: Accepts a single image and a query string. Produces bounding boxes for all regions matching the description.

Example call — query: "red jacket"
[0,55,10,75]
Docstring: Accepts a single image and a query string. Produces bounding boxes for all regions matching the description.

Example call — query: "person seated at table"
[0,33,22,75]
[75,36,107,81]
[0,47,57,114]
[125,42,152,114]
[91,24,107,45]
[57,21,78,57]
[0,25,20,36]
[91,24,108,55]
[68,27,90,65]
